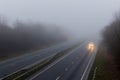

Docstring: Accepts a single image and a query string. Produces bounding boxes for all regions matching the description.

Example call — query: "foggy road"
[0,0,118,80]
[30,42,96,80]
[0,41,79,78]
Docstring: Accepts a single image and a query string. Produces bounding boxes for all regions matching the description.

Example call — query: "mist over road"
[0,41,79,78]
[30,42,97,80]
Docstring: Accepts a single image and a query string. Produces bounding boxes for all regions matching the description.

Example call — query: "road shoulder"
[88,44,106,80]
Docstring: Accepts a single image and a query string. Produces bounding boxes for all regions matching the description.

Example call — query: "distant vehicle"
[87,42,95,52]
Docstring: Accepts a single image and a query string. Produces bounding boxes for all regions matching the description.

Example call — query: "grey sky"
[0,0,120,39]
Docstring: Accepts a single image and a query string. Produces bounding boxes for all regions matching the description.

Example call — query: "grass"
[88,44,106,80]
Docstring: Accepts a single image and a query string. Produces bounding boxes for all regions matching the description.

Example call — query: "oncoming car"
[87,42,95,52]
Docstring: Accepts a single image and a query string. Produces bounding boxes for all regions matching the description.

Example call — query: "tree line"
[102,13,120,63]
[0,19,68,58]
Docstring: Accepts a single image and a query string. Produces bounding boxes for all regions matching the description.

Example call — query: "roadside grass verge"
[2,42,83,80]
[88,44,106,80]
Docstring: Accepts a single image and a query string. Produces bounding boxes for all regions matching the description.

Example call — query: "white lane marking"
[65,68,68,71]
[93,67,97,80]
[0,55,53,80]
[80,53,95,80]
[56,76,60,80]
[30,45,82,80]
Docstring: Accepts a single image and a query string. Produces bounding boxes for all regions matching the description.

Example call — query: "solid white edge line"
[0,55,54,80]
[30,43,84,80]
[0,42,80,79]
[93,67,97,80]
[0,43,73,79]
[80,52,95,80]
[56,76,61,80]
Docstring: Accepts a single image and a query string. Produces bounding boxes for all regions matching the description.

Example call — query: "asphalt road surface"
[30,42,97,80]
[0,41,79,78]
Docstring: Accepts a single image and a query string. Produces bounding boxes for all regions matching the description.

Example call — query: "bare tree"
[102,13,120,60]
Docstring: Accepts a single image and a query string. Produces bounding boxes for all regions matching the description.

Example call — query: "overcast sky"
[0,0,120,39]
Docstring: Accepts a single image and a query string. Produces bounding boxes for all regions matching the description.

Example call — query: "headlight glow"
[87,42,95,52]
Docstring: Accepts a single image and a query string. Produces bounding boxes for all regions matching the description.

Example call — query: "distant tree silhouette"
[0,18,68,58]
[102,13,120,61]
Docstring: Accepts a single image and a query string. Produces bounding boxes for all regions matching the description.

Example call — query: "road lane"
[0,41,79,78]
[57,44,96,80]
[60,53,92,80]
[30,42,90,80]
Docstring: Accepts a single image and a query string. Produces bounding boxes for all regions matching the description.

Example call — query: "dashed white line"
[30,46,81,80]
[56,76,60,80]
[93,67,97,80]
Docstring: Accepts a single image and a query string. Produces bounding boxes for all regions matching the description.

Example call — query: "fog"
[0,0,120,39]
